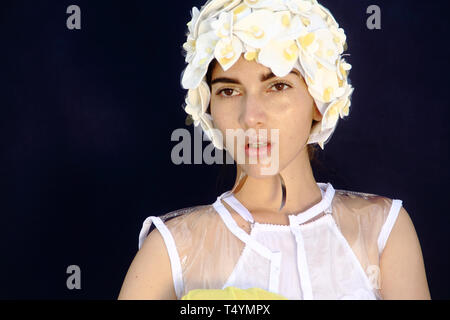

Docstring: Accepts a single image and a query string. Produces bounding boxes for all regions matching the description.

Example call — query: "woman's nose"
[240,93,267,129]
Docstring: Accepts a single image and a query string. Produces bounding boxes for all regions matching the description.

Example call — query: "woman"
[118,0,430,300]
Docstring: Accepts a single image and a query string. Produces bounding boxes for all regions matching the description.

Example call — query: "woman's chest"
[219,218,379,299]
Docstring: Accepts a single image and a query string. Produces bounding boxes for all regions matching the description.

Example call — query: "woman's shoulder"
[160,204,218,227]
[155,203,225,244]
[333,188,400,214]
[331,188,405,257]
[332,187,403,237]
[155,203,238,268]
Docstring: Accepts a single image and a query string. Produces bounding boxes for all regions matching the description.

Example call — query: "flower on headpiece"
[211,12,244,71]
[309,117,337,150]
[183,38,196,65]
[311,2,332,22]
[215,37,244,71]
[233,9,277,49]
[273,11,306,41]
[183,7,201,64]
[184,81,225,150]
[315,2,339,27]
[243,0,285,10]
[295,23,342,82]
[302,10,328,31]
[231,2,253,20]
[297,38,318,80]
[337,57,352,82]
[187,7,201,34]
[329,25,346,54]
[259,38,300,76]
[255,11,308,76]
[243,43,259,61]
[181,30,219,89]
[322,84,353,129]
[201,113,224,150]
[211,11,234,39]
[312,29,341,69]
[286,0,314,15]
[185,81,211,126]
[308,65,345,103]
[297,30,319,56]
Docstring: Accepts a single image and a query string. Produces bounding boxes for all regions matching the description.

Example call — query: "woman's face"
[210,54,322,178]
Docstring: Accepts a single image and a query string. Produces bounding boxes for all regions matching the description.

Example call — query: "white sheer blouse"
[138,182,403,300]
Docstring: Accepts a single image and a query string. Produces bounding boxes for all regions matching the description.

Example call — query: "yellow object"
[181,286,288,300]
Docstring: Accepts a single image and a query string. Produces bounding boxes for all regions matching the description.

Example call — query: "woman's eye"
[217,82,291,98]
[270,82,291,92]
[218,88,238,97]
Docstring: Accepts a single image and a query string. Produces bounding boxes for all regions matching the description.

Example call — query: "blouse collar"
[219,182,335,226]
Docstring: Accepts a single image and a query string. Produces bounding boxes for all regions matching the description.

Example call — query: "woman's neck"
[233,149,322,218]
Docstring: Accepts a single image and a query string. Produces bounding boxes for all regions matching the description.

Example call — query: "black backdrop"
[1,0,449,299]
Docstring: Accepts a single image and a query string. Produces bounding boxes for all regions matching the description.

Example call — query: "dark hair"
[205,59,321,165]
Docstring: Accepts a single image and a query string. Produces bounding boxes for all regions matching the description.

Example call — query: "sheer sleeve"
[331,190,403,298]
[159,205,246,299]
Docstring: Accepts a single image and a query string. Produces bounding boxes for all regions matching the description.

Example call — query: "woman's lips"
[245,143,272,158]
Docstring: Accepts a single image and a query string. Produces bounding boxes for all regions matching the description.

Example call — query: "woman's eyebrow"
[211,69,300,85]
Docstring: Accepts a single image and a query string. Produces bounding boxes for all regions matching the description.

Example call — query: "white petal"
[308,66,340,102]
[316,3,339,27]
[187,7,200,35]
[211,12,234,39]
[181,63,209,89]
[198,80,211,114]
[208,0,242,20]
[306,12,328,32]
[244,0,280,9]
[322,105,339,129]
[201,114,224,150]
[286,0,313,14]
[231,2,252,21]
[336,57,345,80]
[313,29,339,68]
[192,0,232,38]
[265,0,290,10]
[258,39,300,76]
[335,87,346,98]
[322,84,354,125]
[273,11,307,41]
[318,140,324,150]
[194,31,219,60]
[298,46,317,80]
[338,85,354,118]
[214,36,243,71]
[313,99,329,116]
[234,9,278,48]
[186,80,211,116]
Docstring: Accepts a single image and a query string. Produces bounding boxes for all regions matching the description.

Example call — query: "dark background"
[1,0,449,299]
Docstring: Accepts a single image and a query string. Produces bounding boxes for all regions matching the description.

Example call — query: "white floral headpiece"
[180,0,354,150]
